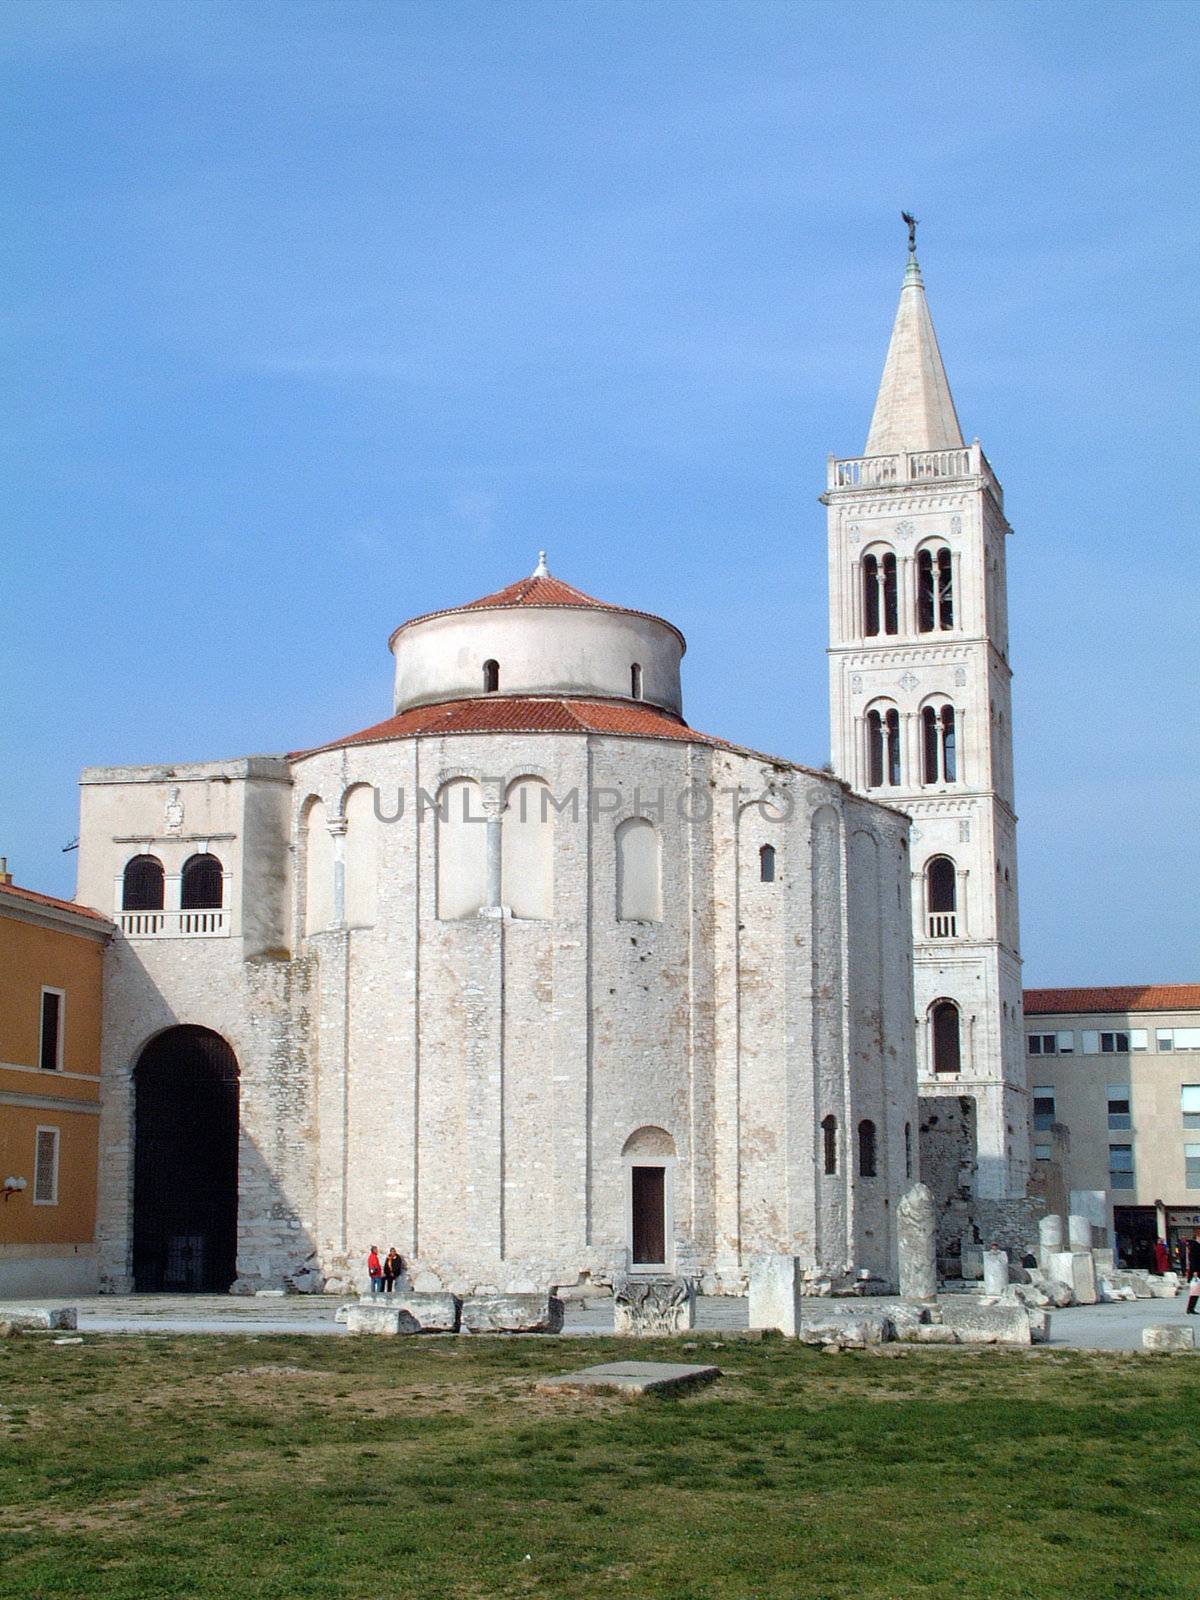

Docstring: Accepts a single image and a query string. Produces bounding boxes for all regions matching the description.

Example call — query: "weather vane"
[901,211,918,255]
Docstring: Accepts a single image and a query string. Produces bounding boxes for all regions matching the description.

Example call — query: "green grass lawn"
[1,1332,1196,1599]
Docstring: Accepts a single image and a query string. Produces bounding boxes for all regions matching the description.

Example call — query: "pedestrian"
[1188,1275,1200,1316]
[1186,1233,1200,1280]
[367,1244,384,1295]
[1153,1237,1170,1276]
[383,1247,403,1294]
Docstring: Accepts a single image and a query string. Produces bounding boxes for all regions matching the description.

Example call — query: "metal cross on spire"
[901,211,919,255]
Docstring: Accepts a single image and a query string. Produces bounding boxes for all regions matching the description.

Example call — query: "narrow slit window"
[932,1000,961,1074]
[821,1115,837,1176]
[759,844,776,883]
[39,990,62,1072]
[867,710,884,788]
[882,553,898,635]
[937,547,954,628]
[886,709,901,786]
[917,549,935,633]
[483,659,500,694]
[34,1127,59,1205]
[858,1119,877,1178]
[862,555,880,636]
[630,663,643,700]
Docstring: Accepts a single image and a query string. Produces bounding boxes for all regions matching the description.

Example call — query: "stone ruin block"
[0,1306,77,1331]
[460,1294,564,1334]
[391,1292,461,1332]
[1143,1324,1195,1352]
[345,1302,421,1336]
[747,1255,802,1336]
[938,1301,1034,1346]
[796,1310,893,1348]
[612,1275,696,1335]
[1050,1251,1097,1305]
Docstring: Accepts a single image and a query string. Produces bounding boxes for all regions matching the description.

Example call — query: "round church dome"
[387,554,686,716]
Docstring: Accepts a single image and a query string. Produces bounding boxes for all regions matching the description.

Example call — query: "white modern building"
[75,559,919,1296]
[822,237,1029,1219]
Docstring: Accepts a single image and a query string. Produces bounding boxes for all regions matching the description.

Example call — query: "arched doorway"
[132,1026,239,1292]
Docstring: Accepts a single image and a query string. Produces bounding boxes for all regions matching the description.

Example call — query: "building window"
[39,988,64,1073]
[1130,1029,1148,1050]
[1108,1143,1134,1191]
[630,663,643,700]
[1107,1086,1132,1131]
[1158,1029,1175,1052]
[616,817,662,922]
[33,1127,59,1205]
[881,553,898,635]
[1186,1144,1200,1191]
[926,856,956,938]
[1027,1032,1074,1056]
[904,1121,912,1180]
[858,1119,877,1179]
[1083,1030,1131,1054]
[1033,1086,1056,1132]
[931,1000,961,1074]
[917,546,954,632]
[1181,1086,1200,1130]
[821,1115,837,1176]
[181,853,223,910]
[1175,1028,1200,1051]
[1033,1144,1052,1161]
[122,854,164,911]
[759,844,776,883]
[922,704,957,784]
[483,659,500,694]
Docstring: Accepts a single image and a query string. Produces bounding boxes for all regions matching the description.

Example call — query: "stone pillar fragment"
[897,1183,938,1301]
[748,1255,803,1336]
[1050,1251,1097,1305]
[1067,1214,1092,1252]
[613,1275,697,1334]
[1038,1214,1064,1271]
[982,1249,1008,1297]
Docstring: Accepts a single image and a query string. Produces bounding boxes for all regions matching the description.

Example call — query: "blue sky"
[3,1,1197,984]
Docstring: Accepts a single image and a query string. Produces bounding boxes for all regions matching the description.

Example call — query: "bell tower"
[822,225,1028,1203]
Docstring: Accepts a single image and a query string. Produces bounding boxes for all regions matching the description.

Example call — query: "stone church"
[74,235,1024,1296]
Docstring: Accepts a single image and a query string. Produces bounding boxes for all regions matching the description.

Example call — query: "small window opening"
[483,659,500,693]
[932,1000,961,1074]
[821,1114,837,1176]
[937,547,954,628]
[630,663,643,700]
[926,856,957,938]
[759,844,776,883]
[882,553,898,635]
[858,1119,877,1178]
[917,549,935,633]
[863,555,879,636]
[40,990,62,1072]
[181,853,223,911]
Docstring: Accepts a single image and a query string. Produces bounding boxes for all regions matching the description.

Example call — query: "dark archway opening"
[133,1026,239,1293]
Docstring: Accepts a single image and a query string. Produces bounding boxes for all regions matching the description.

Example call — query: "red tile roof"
[293,695,745,758]
[389,569,685,649]
[1024,985,1200,1016]
[0,880,112,926]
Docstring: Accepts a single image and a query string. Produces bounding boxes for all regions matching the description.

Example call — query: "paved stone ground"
[0,1292,1194,1350]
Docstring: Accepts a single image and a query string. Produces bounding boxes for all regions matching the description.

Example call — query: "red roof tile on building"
[0,880,112,925]
[389,569,685,649]
[293,696,746,758]
[1024,984,1200,1016]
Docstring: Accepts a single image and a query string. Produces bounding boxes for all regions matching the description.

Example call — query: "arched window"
[922,703,957,784]
[630,663,643,700]
[882,552,898,635]
[926,856,957,938]
[821,1114,837,1176]
[868,708,902,788]
[904,1121,913,1180]
[123,855,164,911]
[858,1119,877,1178]
[181,853,222,910]
[862,554,879,636]
[932,1000,962,1074]
[759,843,776,883]
[917,546,954,631]
[483,659,499,694]
[616,817,662,922]
[502,776,553,919]
[436,778,487,920]
[303,798,333,935]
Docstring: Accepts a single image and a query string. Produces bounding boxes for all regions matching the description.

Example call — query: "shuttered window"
[34,1128,59,1205]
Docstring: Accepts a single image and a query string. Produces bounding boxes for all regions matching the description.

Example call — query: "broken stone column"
[612,1275,697,1334]
[748,1255,802,1336]
[1051,1250,1097,1305]
[1038,1214,1064,1267]
[1067,1214,1093,1252]
[897,1182,938,1301]
[982,1249,1009,1297]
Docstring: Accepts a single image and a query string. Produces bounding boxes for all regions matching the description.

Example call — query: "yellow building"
[0,864,111,1296]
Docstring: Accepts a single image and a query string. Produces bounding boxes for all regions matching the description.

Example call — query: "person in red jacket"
[367,1244,384,1295]
[1153,1237,1170,1276]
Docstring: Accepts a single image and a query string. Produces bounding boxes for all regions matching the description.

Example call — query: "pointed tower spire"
[864,226,964,456]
